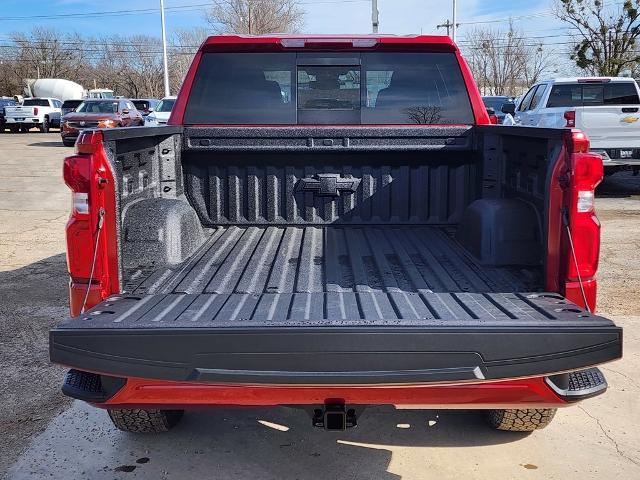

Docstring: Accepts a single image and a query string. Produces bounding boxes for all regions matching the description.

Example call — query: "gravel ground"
[0,133,638,479]
[0,133,72,475]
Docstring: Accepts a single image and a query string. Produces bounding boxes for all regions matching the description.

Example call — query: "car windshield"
[156,99,176,112]
[133,100,150,111]
[62,101,82,109]
[23,99,50,107]
[76,101,119,113]
[184,52,474,125]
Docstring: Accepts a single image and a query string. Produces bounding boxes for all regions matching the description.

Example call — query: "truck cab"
[515,77,640,175]
[50,35,621,435]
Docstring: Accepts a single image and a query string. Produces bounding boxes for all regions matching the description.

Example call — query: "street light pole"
[451,0,457,42]
[160,0,170,97]
[372,0,379,33]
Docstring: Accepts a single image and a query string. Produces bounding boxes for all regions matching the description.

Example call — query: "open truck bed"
[51,125,622,386]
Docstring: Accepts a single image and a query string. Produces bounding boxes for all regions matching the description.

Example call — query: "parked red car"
[50,35,621,435]
[60,99,143,146]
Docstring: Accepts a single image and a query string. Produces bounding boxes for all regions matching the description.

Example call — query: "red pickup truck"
[50,35,622,434]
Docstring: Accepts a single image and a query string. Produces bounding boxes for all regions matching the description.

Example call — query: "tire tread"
[107,409,183,433]
[486,408,556,432]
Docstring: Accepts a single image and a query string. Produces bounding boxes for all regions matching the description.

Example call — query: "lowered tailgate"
[50,293,621,385]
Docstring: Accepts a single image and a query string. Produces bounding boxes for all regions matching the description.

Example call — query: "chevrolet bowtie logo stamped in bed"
[296,174,361,196]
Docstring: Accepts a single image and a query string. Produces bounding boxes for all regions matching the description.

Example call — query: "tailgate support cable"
[81,208,105,314]
[562,207,591,313]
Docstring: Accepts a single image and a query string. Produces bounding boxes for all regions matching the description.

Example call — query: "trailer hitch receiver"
[312,404,357,431]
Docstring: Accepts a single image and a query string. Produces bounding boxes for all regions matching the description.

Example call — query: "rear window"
[156,98,176,112]
[547,82,640,107]
[184,52,474,125]
[483,97,509,111]
[132,100,150,111]
[23,99,50,107]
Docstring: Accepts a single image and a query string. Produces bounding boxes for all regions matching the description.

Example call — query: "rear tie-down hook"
[562,207,591,313]
[81,208,106,314]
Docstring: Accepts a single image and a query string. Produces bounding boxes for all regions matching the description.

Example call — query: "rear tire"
[41,117,50,133]
[20,126,29,133]
[62,139,75,147]
[9,125,19,133]
[485,408,556,432]
[107,408,184,433]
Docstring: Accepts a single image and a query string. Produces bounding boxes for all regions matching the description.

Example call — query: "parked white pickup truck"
[4,97,62,133]
[515,77,640,174]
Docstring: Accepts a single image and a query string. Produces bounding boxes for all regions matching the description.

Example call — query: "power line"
[0,0,369,21]
[457,0,630,26]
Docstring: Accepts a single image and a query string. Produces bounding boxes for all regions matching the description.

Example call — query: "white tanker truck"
[22,79,114,101]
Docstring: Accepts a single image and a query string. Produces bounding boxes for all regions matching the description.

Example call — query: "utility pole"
[372,0,379,33]
[437,20,454,37]
[160,0,170,97]
[452,0,457,42]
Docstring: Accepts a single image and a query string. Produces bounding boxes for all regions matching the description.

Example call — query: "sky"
[0,0,562,38]
[0,0,580,75]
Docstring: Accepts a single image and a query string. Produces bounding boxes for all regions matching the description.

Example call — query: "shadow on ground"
[109,406,528,479]
[598,171,640,198]
[0,254,71,476]
[7,401,530,480]
[28,141,68,148]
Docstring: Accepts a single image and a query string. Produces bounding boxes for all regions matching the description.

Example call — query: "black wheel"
[41,117,50,133]
[485,408,556,432]
[107,408,184,433]
[20,125,29,133]
[62,139,75,147]
[9,125,19,133]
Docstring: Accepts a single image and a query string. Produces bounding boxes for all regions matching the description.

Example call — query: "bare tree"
[10,28,85,80]
[91,35,165,98]
[207,0,303,34]
[463,24,555,96]
[555,0,640,76]
[169,27,210,94]
[403,106,443,124]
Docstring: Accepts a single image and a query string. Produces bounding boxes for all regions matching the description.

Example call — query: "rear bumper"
[592,148,640,166]
[62,368,608,409]
[5,117,40,124]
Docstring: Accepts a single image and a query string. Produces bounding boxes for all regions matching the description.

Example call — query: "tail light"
[563,130,603,310]
[564,110,576,128]
[63,155,91,215]
[33,107,38,116]
[567,129,589,153]
[488,113,499,124]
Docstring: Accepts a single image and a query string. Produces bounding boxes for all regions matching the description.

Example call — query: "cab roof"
[541,77,637,84]
[200,34,458,53]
